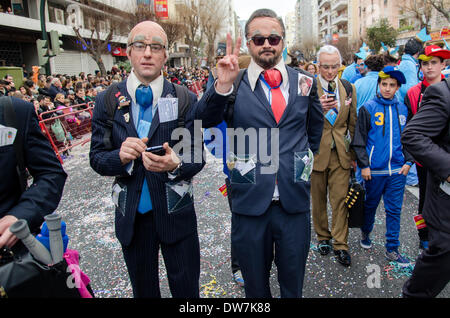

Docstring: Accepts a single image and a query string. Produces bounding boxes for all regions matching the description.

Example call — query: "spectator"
[355,54,386,113]
[305,62,318,77]
[74,87,86,106]
[352,66,414,267]
[47,78,66,100]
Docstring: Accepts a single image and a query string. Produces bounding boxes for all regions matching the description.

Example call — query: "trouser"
[122,212,200,298]
[311,149,350,250]
[231,203,311,298]
[361,173,406,252]
[225,177,240,273]
[416,165,429,241]
[403,226,450,297]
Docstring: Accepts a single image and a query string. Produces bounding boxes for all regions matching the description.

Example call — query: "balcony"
[319,10,329,21]
[332,0,348,12]
[320,23,330,33]
[332,14,348,26]
[319,0,331,9]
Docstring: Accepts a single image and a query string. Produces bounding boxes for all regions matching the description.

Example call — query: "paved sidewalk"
[55,143,450,298]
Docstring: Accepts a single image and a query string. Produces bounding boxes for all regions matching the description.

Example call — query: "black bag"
[0,247,90,298]
[345,170,365,228]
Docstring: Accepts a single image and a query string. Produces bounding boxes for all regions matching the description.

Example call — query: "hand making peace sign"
[215,33,242,94]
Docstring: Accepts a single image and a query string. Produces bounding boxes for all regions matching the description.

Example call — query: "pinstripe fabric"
[90,78,205,297]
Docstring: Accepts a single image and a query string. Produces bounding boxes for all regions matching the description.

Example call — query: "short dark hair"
[383,53,398,65]
[405,38,423,55]
[364,54,385,72]
[244,9,285,39]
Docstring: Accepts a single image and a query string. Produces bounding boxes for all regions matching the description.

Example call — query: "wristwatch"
[169,161,183,176]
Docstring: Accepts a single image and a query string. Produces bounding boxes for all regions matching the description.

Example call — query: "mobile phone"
[326,93,336,101]
[145,145,166,156]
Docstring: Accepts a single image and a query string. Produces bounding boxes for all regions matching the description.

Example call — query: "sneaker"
[360,232,372,249]
[419,240,429,250]
[233,270,245,287]
[385,250,411,267]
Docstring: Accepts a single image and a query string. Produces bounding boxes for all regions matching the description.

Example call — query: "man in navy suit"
[89,21,228,298]
[0,97,67,250]
[201,9,324,297]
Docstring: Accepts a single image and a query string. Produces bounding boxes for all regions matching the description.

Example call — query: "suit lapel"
[335,80,348,124]
[116,80,138,138]
[253,77,276,122]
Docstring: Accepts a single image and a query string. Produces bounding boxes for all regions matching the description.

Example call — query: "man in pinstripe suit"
[89,21,228,298]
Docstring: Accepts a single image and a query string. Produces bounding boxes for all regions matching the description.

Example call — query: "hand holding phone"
[146,145,166,156]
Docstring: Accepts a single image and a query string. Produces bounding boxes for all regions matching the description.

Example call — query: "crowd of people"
[0,8,449,300]
[0,65,208,119]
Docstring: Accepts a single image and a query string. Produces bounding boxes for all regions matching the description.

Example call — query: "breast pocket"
[227,153,257,184]
[294,149,314,183]
[112,181,127,216]
[165,180,194,214]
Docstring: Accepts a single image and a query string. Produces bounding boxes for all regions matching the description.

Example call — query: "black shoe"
[334,249,351,267]
[317,240,332,255]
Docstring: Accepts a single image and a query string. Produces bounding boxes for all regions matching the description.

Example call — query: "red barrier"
[188,80,204,97]
[39,102,94,164]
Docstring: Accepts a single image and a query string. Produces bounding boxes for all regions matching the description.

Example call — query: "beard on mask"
[253,48,282,69]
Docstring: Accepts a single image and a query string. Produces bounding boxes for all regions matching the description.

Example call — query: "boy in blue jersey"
[352,66,415,267]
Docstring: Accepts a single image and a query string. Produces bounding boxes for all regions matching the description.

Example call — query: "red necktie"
[264,69,286,123]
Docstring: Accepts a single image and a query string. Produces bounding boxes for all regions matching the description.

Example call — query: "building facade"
[0,0,136,75]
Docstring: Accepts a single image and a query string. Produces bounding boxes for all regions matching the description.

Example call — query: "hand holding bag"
[345,170,365,228]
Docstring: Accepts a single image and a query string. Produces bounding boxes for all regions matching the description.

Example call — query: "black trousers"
[232,203,311,298]
[403,226,450,298]
[122,212,200,298]
[225,178,240,273]
[416,165,429,241]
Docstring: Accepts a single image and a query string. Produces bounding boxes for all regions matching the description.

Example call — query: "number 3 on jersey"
[374,112,384,126]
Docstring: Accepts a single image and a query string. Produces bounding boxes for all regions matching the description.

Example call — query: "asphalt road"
[55,142,450,299]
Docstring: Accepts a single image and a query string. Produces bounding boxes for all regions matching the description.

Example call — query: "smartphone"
[145,145,166,156]
[326,93,336,101]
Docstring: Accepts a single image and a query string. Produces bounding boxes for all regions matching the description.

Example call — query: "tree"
[72,0,131,76]
[177,0,203,66]
[366,19,398,53]
[401,0,433,31]
[429,0,450,23]
[199,0,227,67]
[159,20,185,51]
[297,38,320,62]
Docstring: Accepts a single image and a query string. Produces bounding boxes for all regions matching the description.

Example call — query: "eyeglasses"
[249,35,283,46]
[319,64,340,70]
[130,42,165,53]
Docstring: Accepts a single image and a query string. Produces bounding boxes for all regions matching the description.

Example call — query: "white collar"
[126,69,164,107]
[247,58,289,91]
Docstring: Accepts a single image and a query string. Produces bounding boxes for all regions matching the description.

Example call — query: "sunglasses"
[250,35,283,46]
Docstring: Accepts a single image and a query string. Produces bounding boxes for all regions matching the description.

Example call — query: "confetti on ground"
[53,144,450,298]
[201,275,227,298]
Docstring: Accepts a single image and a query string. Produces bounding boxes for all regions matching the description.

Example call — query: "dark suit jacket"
[200,66,324,216]
[48,85,66,100]
[0,97,67,232]
[401,79,450,233]
[89,79,227,246]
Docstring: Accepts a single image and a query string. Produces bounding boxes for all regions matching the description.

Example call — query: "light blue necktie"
[136,85,153,214]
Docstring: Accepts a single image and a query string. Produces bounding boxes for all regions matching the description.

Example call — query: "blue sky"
[233,0,297,20]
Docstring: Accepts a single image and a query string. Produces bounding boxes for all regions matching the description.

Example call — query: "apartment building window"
[48,2,66,25]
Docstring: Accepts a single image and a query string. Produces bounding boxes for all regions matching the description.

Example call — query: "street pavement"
[55,142,450,299]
